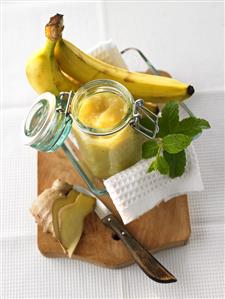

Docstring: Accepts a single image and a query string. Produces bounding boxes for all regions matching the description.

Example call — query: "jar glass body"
[70,80,144,179]
[72,124,143,179]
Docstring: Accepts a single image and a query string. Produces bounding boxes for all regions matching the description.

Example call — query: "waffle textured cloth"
[104,145,203,224]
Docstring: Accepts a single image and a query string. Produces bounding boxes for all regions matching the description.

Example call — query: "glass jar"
[70,80,144,179]
[24,79,158,195]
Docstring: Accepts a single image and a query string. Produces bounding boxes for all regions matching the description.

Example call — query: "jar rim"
[71,79,134,136]
[23,92,56,145]
[23,92,73,152]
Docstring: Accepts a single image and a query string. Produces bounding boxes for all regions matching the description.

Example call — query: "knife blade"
[73,185,177,283]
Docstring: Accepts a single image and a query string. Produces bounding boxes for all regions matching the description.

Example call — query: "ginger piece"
[30,179,72,235]
[30,179,96,258]
[58,193,96,257]
[52,189,79,239]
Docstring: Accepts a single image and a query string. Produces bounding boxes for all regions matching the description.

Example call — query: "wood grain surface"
[37,149,191,268]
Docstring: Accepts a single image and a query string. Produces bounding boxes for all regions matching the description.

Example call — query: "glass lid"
[23,92,56,146]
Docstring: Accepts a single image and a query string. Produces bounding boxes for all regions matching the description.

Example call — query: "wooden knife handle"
[102,214,176,283]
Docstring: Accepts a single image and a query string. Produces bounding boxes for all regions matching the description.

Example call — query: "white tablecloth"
[1,91,224,298]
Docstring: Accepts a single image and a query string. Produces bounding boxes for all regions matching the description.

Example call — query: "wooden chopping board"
[37,149,191,268]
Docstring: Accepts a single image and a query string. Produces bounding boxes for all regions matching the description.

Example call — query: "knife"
[73,185,177,283]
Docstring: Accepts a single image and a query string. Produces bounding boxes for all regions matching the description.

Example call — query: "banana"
[26,15,80,95]
[52,16,194,103]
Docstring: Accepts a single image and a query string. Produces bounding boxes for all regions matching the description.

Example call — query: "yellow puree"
[73,92,143,179]
[78,92,128,129]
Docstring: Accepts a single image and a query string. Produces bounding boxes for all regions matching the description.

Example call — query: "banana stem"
[45,13,64,41]
[44,39,56,57]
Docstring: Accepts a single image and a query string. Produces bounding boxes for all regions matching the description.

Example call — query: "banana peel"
[50,14,194,103]
[25,14,80,95]
[143,69,171,113]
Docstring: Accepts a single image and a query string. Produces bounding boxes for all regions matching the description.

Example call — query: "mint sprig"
[141,101,210,178]
[175,117,210,137]
[157,101,179,137]
[142,139,159,159]
[148,155,169,175]
[163,150,186,178]
[162,134,192,154]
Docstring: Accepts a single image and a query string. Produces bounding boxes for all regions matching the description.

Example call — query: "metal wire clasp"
[130,99,159,139]
[56,91,75,115]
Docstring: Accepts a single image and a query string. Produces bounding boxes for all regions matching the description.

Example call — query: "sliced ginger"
[30,180,95,258]
[30,179,72,235]
[52,189,79,239]
[58,193,96,257]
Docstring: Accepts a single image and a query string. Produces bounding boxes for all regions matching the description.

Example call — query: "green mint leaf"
[163,150,186,178]
[156,156,169,175]
[148,159,157,173]
[176,117,211,137]
[162,134,192,154]
[142,140,159,159]
[143,100,210,179]
[197,118,211,130]
[147,156,169,175]
[157,102,179,137]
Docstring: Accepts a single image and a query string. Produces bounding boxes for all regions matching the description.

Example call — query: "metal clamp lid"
[23,92,74,152]
[56,91,75,115]
[130,99,159,139]
[59,90,160,139]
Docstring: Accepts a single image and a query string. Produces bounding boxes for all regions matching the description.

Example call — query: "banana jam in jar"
[23,79,152,194]
[71,80,143,179]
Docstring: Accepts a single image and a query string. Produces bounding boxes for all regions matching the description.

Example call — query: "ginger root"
[30,179,95,257]
[30,179,72,236]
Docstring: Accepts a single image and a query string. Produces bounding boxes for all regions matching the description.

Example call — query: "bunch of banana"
[26,14,194,103]
[26,14,80,95]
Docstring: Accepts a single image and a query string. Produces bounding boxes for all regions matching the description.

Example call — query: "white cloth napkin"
[89,39,128,69]
[104,145,203,224]
[89,41,204,224]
